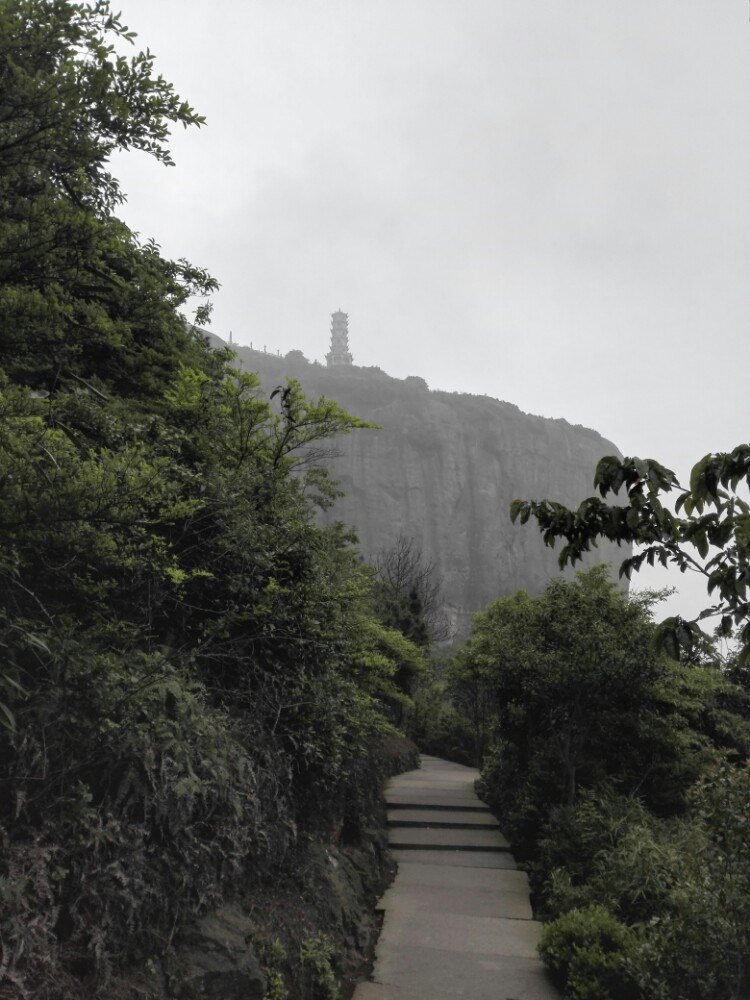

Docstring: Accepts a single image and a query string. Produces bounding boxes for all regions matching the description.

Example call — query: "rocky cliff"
[209,337,627,638]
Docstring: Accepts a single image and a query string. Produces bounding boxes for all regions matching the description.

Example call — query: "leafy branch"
[511,447,750,662]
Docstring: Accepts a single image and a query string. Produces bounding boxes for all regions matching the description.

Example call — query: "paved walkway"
[353,755,560,1000]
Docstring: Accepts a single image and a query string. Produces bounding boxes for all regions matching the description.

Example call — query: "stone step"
[390,843,510,854]
[391,849,518,869]
[358,912,558,1000]
[388,819,499,831]
[391,860,530,893]
[353,755,560,1000]
[385,792,489,809]
[386,800,490,812]
[379,910,542,959]
[355,951,557,1000]
[388,772,475,781]
[389,774,476,783]
[387,784,478,796]
[378,882,533,920]
[389,827,510,850]
[388,808,498,828]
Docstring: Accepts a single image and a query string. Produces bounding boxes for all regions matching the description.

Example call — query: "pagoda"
[326,310,353,367]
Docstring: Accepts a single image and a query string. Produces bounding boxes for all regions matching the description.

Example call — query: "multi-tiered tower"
[326,310,353,367]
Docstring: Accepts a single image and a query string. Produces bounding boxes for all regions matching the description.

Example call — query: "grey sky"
[113,0,750,620]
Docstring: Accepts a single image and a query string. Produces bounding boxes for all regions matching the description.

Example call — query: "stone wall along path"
[353,755,560,1000]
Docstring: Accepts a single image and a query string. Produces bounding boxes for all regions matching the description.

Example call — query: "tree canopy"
[452,568,729,831]
[0,0,217,397]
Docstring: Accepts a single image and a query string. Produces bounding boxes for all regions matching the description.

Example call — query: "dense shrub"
[537,766,750,999]
[450,571,750,998]
[0,352,416,994]
[538,792,684,923]
[403,671,477,766]
[461,569,720,845]
[539,905,638,1000]
[299,934,340,1000]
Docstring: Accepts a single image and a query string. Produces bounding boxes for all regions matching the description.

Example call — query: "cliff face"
[212,338,627,638]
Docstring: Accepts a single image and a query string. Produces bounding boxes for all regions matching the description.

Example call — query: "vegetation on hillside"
[0,3,422,996]
[499,451,750,997]
[447,568,750,999]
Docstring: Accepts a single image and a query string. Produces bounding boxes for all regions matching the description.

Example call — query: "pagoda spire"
[326,310,353,367]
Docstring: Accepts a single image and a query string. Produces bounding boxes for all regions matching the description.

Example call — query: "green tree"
[445,646,495,764]
[454,570,750,998]
[0,3,391,994]
[501,447,750,1000]
[458,569,716,841]
[0,0,217,398]
[511,448,750,662]
[345,609,427,712]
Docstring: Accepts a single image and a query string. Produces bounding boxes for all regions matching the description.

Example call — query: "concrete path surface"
[353,755,560,999]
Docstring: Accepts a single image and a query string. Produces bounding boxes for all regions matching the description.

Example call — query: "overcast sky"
[113,0,750,622]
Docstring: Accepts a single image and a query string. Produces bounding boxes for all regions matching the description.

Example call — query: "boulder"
[171,906,265,1000]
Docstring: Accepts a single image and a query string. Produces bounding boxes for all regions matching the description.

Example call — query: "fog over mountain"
[113,0,750,624]
[211,331,627,637]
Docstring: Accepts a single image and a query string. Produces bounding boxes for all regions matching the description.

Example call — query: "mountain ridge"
[206,334,628,637]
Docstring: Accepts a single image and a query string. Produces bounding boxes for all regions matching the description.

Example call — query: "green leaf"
[509,499,524,524]
[23,632,51,655]
[0,701,15,732]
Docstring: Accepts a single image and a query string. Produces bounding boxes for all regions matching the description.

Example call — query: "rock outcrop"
[208,337,627,638]
[169,907,266,999]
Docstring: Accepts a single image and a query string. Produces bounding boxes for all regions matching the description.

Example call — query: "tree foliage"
[511,448,750,663]
[454,569,737,841]
[0,0,217,397]
[0,3,422,995]
[451,569,750,999]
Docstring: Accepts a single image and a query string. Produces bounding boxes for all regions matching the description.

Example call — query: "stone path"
[353,755,560,1000]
